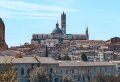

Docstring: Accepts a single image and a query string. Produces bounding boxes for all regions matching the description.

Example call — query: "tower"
[61,12,66,34]
[86,26,89,40]
[0,17,8,51]
[0,18,5,41]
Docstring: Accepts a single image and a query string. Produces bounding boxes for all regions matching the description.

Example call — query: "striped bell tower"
[61,12,66,34]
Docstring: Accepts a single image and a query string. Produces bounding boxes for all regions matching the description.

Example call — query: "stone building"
[0,17,8,51]
[0,56,116,82]
[31,12,89,45]
[70,40,106,50]
[107,37,120,52]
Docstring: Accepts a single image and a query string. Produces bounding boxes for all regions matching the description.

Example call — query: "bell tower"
[0,17,8,51]
[61,12,66,34]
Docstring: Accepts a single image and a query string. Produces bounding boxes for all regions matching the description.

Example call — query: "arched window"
[21,68,24,75]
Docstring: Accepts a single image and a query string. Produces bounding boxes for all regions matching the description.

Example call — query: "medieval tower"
[61,12,66,34]
[0,17,8,51]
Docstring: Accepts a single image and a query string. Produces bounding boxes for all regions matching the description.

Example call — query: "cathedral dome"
[52,27,63,34]
[51,22,63,34]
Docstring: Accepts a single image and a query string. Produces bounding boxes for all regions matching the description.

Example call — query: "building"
[0,56,116,82]
[107,37,120,52]
[58,61,115,82]
[70,40,106,50]
[0,17,8,51]
[31,12,89,45]
[112,61,120,75]
[41,39,59,47]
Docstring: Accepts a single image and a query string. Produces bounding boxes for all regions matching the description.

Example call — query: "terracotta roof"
[71,40,106,44]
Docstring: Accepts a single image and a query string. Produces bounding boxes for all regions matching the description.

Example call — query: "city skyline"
[0,0,120,47]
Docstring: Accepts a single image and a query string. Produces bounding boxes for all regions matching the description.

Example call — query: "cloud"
[0,0,78,19]
[0,0,76,12]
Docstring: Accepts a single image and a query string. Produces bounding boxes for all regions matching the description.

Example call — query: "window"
[31,64,34,69]
[118,67,120,69]
[105,67,107,71]
[66,70,68,74]
[15,68,17,71]
[36,35,38,39]
[37,63,40,67]
[21,68,24,75]
[27,69,30,75]
[72,70,74,74]
[78,76,81,81]
[50,68,53,73]
[61,70,63,74]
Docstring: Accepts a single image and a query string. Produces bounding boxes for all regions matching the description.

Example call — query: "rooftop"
[36,56,58,64]
[0,56,116,67]
[59,61,115,67]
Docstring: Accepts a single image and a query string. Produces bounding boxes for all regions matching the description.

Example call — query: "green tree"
[45,45,48,57]
[62,75,74,82]
[0,62,18,82]
[29,67,49,82]
[81,53,88,61]
[62,55,71,60]
[58,55,61,60]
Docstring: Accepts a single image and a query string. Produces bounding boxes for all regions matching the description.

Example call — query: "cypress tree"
[45,45,48,57]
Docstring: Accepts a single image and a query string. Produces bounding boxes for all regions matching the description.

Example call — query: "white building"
[41,39,59,47]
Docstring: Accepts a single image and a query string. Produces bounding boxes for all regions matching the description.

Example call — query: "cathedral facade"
[0,18,8,51]
[31,12,89,44]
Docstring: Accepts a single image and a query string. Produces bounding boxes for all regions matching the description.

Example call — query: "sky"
[0,0,120,47]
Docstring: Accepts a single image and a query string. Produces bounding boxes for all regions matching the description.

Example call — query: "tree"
[45,45,48,57]
[29,67,49,82]
[58,55,61,60]
[81,53,88,61]
[61,55,71,60]
[90,73,120,82]
[0,62,18,82]
[62,75,74,82]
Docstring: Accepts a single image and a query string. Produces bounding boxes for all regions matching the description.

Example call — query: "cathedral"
[31,12,89,44]
[0,17,8,51]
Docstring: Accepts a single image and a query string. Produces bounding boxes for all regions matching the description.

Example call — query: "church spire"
[62,11,66,15]
[86,26,89,40]
[45,45,48,57]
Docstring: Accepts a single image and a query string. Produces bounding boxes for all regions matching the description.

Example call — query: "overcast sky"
[0,0,120,47]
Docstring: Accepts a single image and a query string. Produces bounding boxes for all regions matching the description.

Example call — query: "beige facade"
[0,56,116,82]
